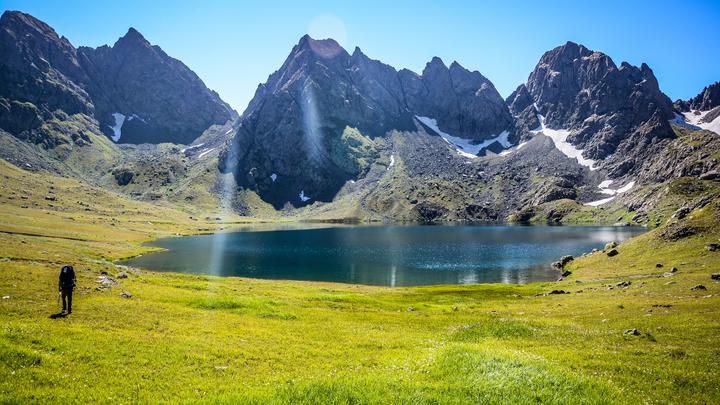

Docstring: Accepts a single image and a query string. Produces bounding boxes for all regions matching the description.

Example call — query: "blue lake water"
[120,224,646,286]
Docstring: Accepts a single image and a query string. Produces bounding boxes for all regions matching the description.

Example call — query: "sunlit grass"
[0,161,718,403]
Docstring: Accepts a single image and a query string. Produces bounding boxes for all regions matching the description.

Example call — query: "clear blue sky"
[3,0,719,111]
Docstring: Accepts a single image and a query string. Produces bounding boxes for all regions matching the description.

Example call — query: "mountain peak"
[1,10,60,39]
[428,56,446,67]
[686,81,720,111]
[115,27,150,47]
[295,34,345,59]
[449,60,473,74]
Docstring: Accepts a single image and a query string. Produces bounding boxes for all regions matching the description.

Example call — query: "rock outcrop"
[679,82,720,112]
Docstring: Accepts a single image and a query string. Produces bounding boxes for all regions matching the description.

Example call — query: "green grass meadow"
[1,161,719,403]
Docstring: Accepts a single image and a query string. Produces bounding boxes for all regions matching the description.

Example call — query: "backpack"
[59,265,76,289]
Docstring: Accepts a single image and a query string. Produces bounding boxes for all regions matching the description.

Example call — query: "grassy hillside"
[0,159,719,403]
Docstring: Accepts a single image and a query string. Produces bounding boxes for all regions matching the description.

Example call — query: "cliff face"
[521,41,677,177]
[0,11,235,145]
[221,35,514,209]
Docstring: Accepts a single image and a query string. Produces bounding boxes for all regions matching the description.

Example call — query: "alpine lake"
[120,224,647,286]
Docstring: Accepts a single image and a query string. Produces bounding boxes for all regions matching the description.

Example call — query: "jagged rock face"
[401,59,513,141]
[0,11,235,145]
[676,81,720,113]
[222,35,513,209]
[0,11,93,144]
[506,84,540,137]
[78,28,235,144]
[223,36,401,208]
[686,82,720,111]
[524,41,675,172]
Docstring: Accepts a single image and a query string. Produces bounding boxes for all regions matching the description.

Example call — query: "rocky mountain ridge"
[0,10,718,223]
[221,35,515,209]
[0,10,235,146]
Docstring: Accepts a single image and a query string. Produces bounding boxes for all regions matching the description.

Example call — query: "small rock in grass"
[690,285,707,291]
[97,276,118,286]
[664,281,676,285]
[606,248,619,257]
[670,267,678,273]
[117,272,128,279]
[660,272,674,278]
[549,289,568,295]
[711,273,720,280]
[616,281,632,288]
[407,306,415,312]
[655,263,663,268]
[705,243,720,252]
[120,291,133,299]
[1,295,9,299]
[672,207,691,220]
[624,328,641,336]
[562,270,572,277]
[605,242,618,251]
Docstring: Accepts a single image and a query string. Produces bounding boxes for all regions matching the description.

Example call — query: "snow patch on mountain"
[531,113,597,170]
[585,180,636,206]
[674,110,720,135]
[585,196,616,207]
[416,116,511,158]
[180,143,205,154]
[108,113,126,142]
[299,190,310,202]
[127,114,145,123]
[198,148,215,159]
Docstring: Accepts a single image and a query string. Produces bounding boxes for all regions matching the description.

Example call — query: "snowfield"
[585,180,636,206]
[531,113,597,170]
[673,110,720,135]
[299,190,310,202]
[108,113,126,142]
[416,116,512,158]
[585,196,616,207]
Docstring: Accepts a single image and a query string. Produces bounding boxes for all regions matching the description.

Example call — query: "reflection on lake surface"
[120,224,646,286]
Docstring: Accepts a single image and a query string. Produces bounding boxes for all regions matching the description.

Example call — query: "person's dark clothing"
[59,265,76,313]
[61,288,73,313]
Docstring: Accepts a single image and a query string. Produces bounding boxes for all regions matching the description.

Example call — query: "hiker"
[59,265,76,314]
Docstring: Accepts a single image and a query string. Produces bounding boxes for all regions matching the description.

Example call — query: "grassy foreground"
[1,162,719,403]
